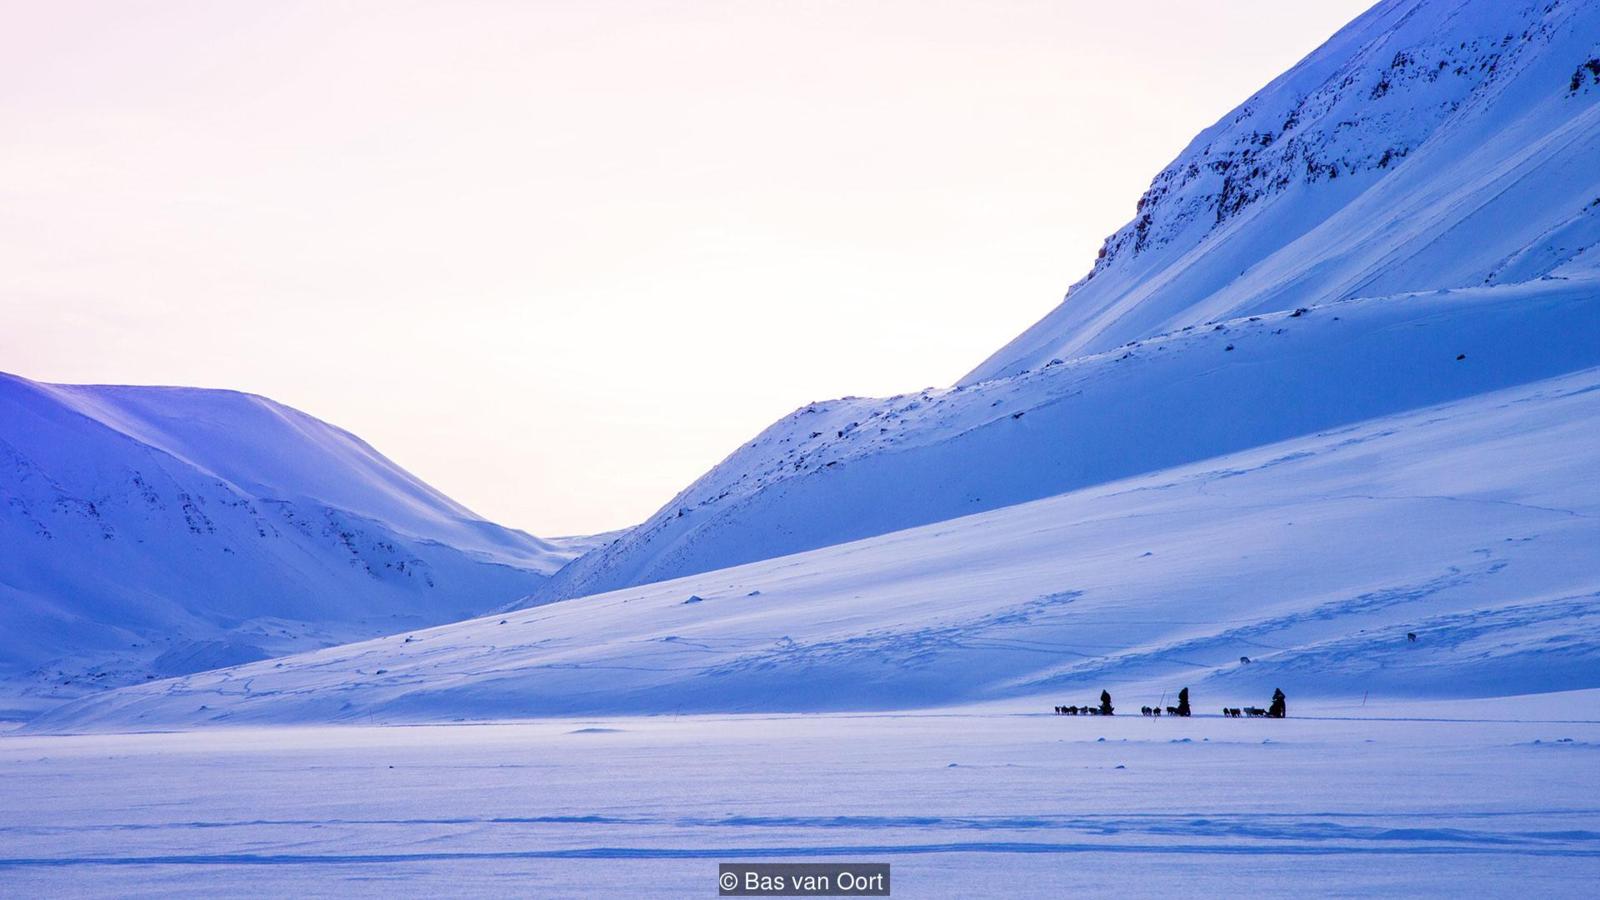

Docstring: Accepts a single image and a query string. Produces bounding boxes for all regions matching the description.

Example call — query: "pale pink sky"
[1,1,1374,536]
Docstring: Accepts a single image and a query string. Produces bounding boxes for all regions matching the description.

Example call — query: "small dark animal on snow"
[1408,632,1417,642]
[1165,706,1180,716]
[1240,656,1250,664]
[1245,707,1267,717]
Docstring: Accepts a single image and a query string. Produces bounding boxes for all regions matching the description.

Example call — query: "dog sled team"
[1055,687,1286,719]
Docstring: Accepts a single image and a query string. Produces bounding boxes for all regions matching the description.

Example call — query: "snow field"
[3,697,1597,897]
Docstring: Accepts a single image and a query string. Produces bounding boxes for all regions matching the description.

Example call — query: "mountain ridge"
[965,0,1600,380]
[531,275,1600,604]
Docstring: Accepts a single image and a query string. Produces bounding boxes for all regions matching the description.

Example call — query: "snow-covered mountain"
[534,277,1600,604]
[533,0,1600,604]
[968,0,1600,380]
[0,371,585,716]
[32,363,1600,730]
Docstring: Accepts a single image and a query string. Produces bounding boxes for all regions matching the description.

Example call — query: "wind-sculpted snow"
[966,0,1600,378]
[33,366,1600,731]
[535,278,1600,604]
[0,374,581,716]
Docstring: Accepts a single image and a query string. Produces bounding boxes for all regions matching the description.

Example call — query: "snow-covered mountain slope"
[965,0,1600,381]
[32,364,1600,731]
[533,276,1600,603]
[530,0,1600,604]
[0,372,580,716]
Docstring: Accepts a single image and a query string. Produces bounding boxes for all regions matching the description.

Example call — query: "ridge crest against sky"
[1,0,1371,535]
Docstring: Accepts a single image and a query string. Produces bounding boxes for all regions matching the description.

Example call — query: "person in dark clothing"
[1268,688,1287,718]
[1177,687,1191,717]
[1099,690,1114,716]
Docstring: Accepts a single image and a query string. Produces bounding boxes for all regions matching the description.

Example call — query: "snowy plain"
[3,697,1598,897]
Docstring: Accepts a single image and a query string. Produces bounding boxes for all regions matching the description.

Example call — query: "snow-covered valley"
[4,0,1599,895]
[29,359,1599,731]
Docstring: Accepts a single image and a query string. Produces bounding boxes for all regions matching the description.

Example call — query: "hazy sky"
[2,0,1373,536]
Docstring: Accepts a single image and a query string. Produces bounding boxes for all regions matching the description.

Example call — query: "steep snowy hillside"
[0,372,580,716]
[530,0,1600,604]
[32,364,1600,731]
[534,277,1600,603]
[966,0,1600,380]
